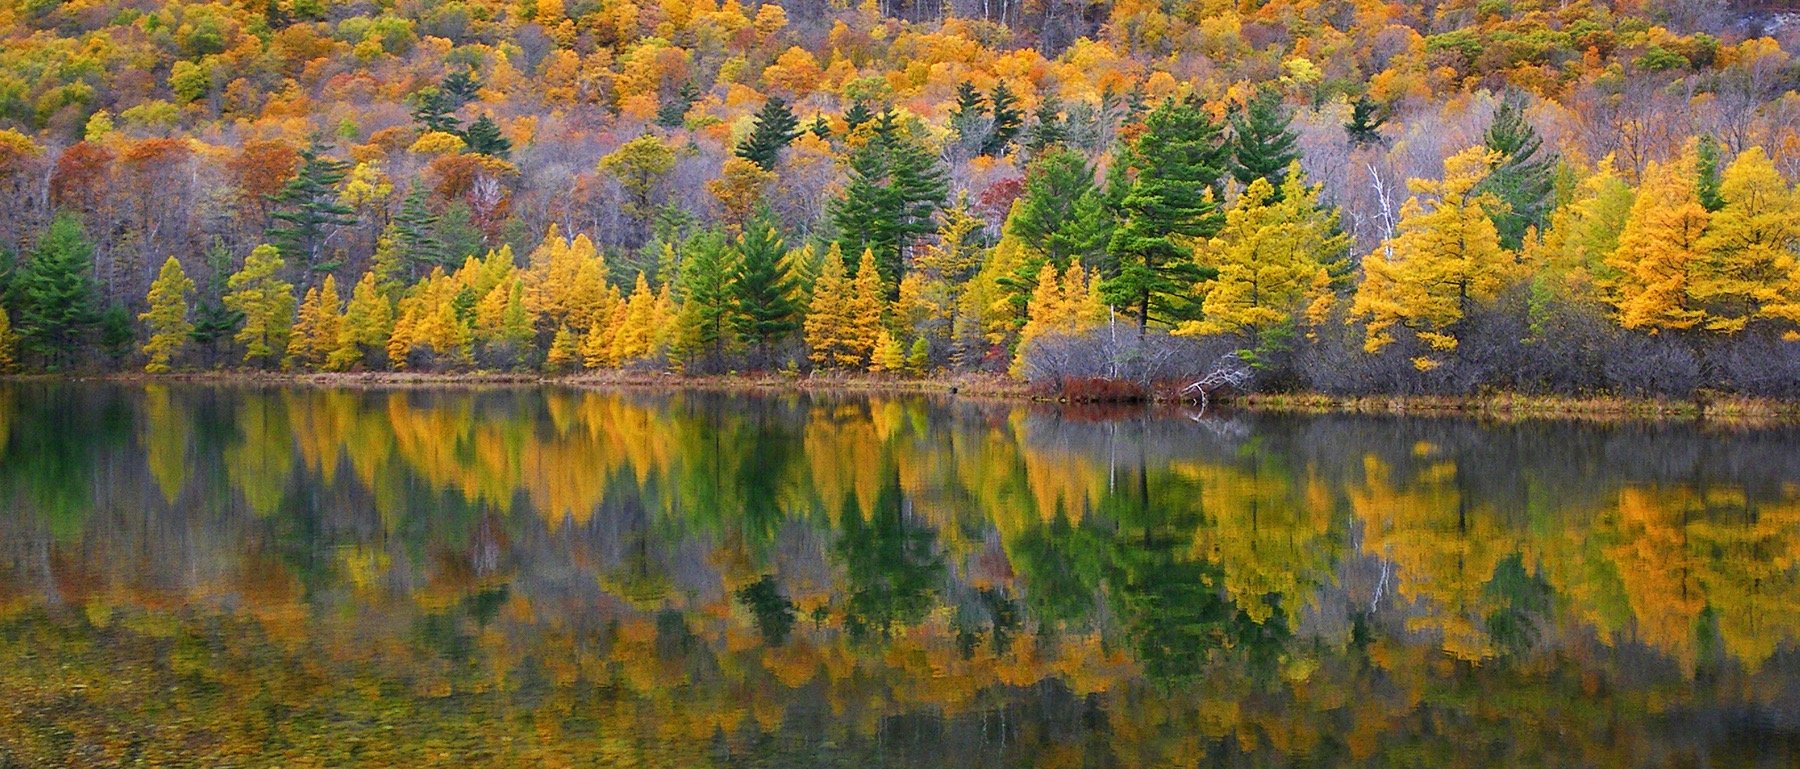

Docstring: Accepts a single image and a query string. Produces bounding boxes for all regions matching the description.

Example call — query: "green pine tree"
[8,213,99,369]
[462,114,512,158]
[732,209,800,364]
[1010,147,1112,269]
[435,203,484,266]
[658,81,700,128]
[189,239,244,365]
[1345,95,1387,146]
[98,304,133,364]
[736,96,801,170]
[1102,96,1228,336]
[674,230,740,367]
[267,136,356,275]
[1695,133,1725,212]
[1229,87,1299,192]
[1478,93,1558,249]
[829,109,947,292]
[409,87,460,134]
[442,68,480,106]
[1023,95,1066,156]
[392,183,446,273]
[983,80,1023,156]
[949,81,987,149]
[844,100,874,132]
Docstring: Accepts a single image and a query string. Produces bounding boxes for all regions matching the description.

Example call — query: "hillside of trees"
[3,0,1800,396]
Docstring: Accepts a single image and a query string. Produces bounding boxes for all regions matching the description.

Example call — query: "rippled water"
[1,382,1797,767]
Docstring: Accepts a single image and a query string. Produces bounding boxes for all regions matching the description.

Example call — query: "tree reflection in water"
[1,382,1798,766]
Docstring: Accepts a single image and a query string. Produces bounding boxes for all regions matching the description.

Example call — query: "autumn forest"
[1,0,1800,395]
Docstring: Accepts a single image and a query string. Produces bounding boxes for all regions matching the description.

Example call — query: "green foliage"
[1695,134,1724,212]
[1229,88,1299,192]
[189,240,244,361]
[844,100,874,132]
[410,87,460,134]
[1009,147,1112,270]
[1023,95,1066,157]
[732,211,800,358]
[1345,95,1387,146]
[1479,93,1558,249]
[673,230,740,365]
[8,213,98,368]
[98,304,133,363]
[658,81,700,128]
[829,110,947,292]
[983,80,1023,157]
[1102,96,1228,334]
[461,115,512,158]
[267,137,356,274]
[392,184,447,274]
[736,575,798,646]
[949,81,986,148]
[434,203,485,266]
[736,96,800,171]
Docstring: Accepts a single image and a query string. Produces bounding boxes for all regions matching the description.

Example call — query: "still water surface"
[1,383,1798,767]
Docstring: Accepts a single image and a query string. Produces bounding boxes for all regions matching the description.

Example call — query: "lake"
[1,383,1797,767]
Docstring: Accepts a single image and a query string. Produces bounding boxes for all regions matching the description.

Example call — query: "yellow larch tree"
[1012,259,1107,376]
[1607,145,1711,333]
[1351,147,1514,370]
[525,226,620,333]
[844,247,886,365]
[870,328,906,373]
[611,273,662,363]
[223,244,297,368]
[285,274,344,370]
[580,316,615,368]
[586,299,631,368]
[653,282,677,351]
[392,268,473,365]
[140,256,195,373]
[1692,146,1800,333]
[1178,167,1346,364]
[804,248,857,368]
[328,271,393,370]
[1524,157,1636,301]
[0,307,15,373]
[546,324,579,371]
[386,307,415,368]
[473,278,513,344]
[1012,262,1067,374]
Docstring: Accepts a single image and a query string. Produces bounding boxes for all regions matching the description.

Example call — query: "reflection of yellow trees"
[1605,484,1800,670]
[287,390,355,485]
[1349,454,1512,660]
[121,385,1800,685]
[1691,491,1800,668]
[1178,454,1340,626]
[225,395,293,516]
[142,385,189,503]
[1014,413,1105,527]
[805,400,889,519]
[1607,486,1708,668]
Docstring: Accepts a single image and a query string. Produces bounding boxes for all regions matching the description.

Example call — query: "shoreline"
[0,370,1035,399]
[7,371,1800,424]
[1237,392,1800,425]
